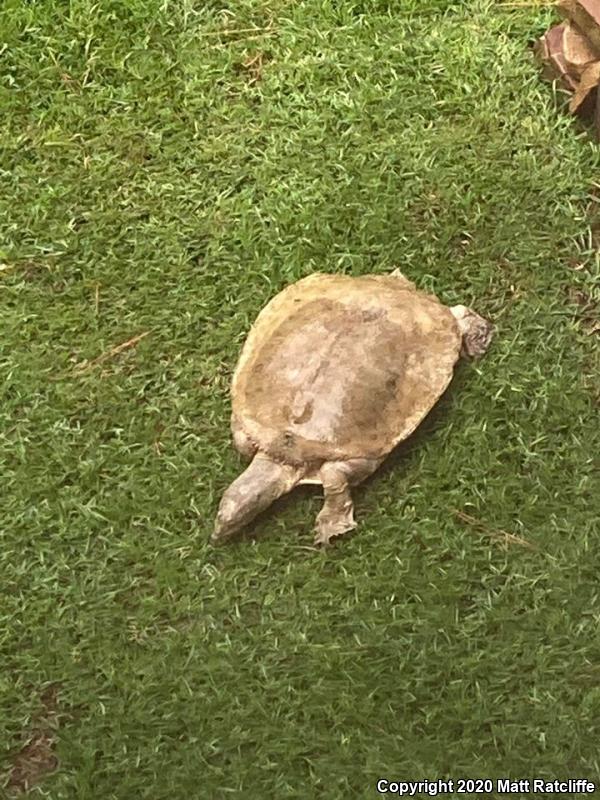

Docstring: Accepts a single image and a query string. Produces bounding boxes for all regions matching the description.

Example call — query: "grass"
[1,0,599,797]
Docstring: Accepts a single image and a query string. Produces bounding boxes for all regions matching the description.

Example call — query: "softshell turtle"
[212,271,493,546]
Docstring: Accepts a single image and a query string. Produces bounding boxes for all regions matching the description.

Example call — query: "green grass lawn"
[1,0,599,797]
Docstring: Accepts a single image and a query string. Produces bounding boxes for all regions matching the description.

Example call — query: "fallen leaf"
[6,686,60,795]
[564,20,599,76]
[535,23,580,91]
[558,0,600,54]
[570,59,600,110]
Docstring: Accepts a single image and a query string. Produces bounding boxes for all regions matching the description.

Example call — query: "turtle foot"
[313,510,357,546]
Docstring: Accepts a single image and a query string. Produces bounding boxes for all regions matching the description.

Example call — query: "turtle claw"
[313,515,357,546]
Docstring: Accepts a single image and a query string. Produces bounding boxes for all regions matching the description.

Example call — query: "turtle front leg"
[314,459,380,545]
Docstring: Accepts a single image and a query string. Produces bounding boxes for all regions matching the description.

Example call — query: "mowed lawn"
[1,0,599,796]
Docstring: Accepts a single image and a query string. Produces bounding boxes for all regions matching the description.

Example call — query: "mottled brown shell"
[231,273,462,465]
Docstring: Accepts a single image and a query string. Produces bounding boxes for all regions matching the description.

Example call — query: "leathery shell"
[231,273,462,466]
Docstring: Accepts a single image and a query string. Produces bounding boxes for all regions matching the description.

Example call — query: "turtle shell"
[231,273,462,465]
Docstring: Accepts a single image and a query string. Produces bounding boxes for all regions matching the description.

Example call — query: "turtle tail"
[211,454,303,544]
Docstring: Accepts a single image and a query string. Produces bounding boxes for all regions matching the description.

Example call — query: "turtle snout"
[460,311,494,359]
[466,317,494,358]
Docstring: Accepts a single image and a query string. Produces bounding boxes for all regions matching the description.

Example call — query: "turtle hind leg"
[314,459,380,546]
[314,483,356,546]
[212,454,302,545]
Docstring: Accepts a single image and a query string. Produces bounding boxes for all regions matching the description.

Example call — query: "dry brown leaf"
[564,21,599,75]
[535,23,580,90]
[241,52,269,85]
[558,0,600,53]
[6,686,60,795]
[566,286,600,332]
[570,59,600,110]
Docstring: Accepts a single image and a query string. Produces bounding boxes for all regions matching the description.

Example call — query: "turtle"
[211,270,493,546]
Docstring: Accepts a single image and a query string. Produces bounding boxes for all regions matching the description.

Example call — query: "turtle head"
[450,305,494,359]
[211,455,302,545]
